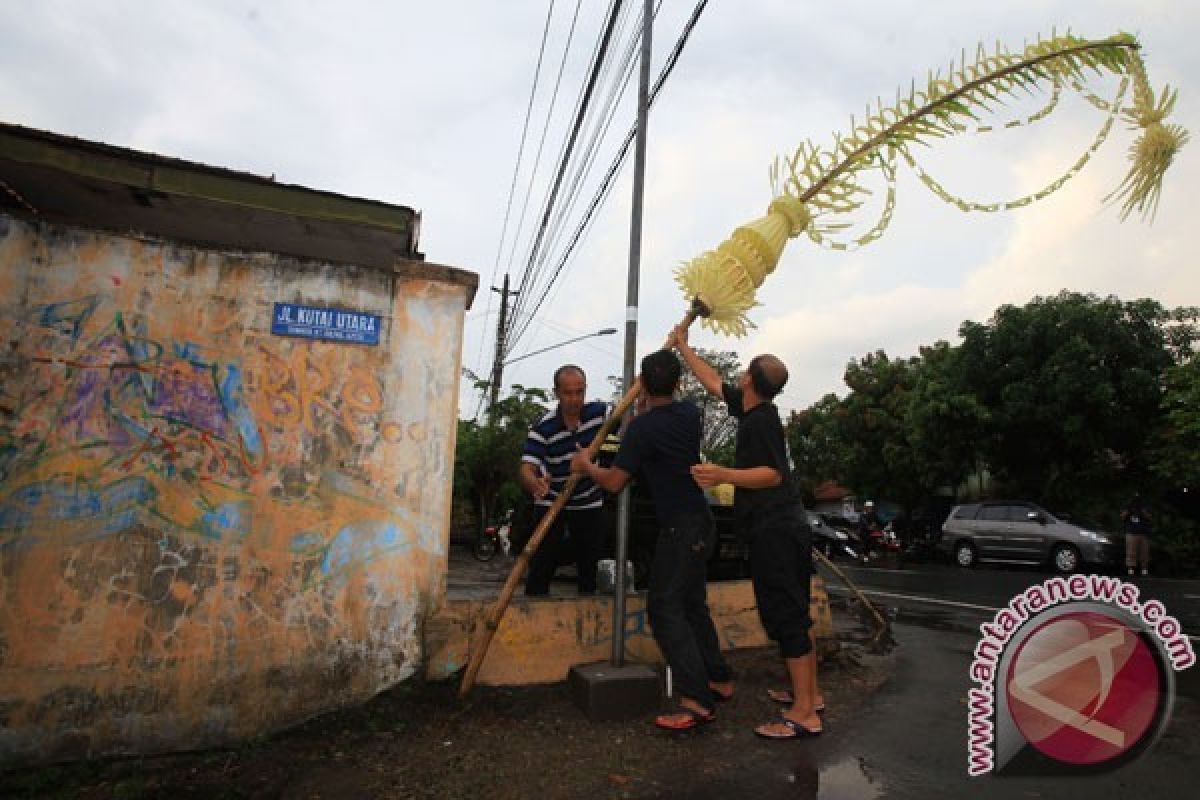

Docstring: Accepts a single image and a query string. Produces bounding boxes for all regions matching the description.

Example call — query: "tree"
[957,292,1175,510]
[453,383,549,534]
[1151,358,1200,492]
[906,340,990,495]
[678,348,741,464]
[787,393,849,499]
[838,350,925,511]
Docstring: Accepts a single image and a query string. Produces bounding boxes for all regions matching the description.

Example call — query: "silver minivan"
[939,501,1123,574]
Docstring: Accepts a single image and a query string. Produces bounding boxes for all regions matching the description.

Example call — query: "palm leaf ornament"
[675,32,1187,338]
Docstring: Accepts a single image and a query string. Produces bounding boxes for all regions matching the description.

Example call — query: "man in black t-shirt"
[673,326,824,740]
[571,349,733,731]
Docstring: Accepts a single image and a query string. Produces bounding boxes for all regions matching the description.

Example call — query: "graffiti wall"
[0,214,470,764]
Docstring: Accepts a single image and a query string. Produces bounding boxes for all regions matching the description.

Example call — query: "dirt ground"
[0,594,892,800]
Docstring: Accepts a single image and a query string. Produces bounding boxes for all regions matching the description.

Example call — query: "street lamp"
[488,327,618,411]
[502,327,618,366]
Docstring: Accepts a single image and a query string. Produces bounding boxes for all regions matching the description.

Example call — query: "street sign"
[271,302,381,346]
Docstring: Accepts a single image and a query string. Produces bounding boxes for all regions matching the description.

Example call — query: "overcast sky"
[2,1,1196,418]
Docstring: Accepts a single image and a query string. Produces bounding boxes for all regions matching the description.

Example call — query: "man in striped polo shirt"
[520,364,608,596]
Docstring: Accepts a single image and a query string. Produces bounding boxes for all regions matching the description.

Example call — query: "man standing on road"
[858,500,882,565]
[672,327,824,740]
[520,365,606,596]
[1122,491,1153,576]
[571,349,734,730]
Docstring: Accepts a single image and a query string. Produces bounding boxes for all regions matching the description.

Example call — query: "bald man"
[672,327,824,741]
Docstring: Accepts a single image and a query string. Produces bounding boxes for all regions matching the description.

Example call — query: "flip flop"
[754,716,823,740]
[710,685,734,703]
[766,689,825,712]
[655,707,715,731]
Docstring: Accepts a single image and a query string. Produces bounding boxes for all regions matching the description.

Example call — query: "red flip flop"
[655,707,715,731]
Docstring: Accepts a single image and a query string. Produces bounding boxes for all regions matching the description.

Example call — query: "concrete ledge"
[425,577,831,686]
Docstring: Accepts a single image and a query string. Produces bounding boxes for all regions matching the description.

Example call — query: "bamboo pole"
[458,299,709,697]
[812,548,891,646]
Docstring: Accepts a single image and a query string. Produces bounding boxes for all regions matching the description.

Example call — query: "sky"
[2,1,1196,418]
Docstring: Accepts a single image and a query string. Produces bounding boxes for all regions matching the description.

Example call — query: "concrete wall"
[426,579,834,686]
[0,214,471,765]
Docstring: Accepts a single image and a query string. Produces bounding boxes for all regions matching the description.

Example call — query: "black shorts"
[748,506,813,658]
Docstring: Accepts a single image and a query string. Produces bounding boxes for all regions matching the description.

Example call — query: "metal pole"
[613,0,652,667]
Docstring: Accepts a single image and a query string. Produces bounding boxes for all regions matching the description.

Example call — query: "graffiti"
[591,606,653,648]
[2,309,265,486]
[254,343,385,443]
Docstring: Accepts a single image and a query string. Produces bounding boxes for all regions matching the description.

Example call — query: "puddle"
[813,756,885,799]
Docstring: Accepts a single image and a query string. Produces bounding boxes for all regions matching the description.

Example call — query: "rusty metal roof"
[0,121,478,305]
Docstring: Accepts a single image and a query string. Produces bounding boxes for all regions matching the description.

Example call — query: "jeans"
[524,506,602,595]
[647,511,731,712]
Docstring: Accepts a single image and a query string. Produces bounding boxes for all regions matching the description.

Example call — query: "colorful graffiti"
[0,214,470,763]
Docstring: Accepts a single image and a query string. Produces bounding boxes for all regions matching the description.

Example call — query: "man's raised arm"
[670,324,723,398]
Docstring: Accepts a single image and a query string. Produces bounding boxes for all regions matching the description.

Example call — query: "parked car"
[809,512,860,560]
[938,501,1123,574]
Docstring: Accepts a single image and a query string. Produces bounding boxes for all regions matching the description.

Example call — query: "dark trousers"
[749,506,813,658]
[524,506,602,595]
[647,511,731,712]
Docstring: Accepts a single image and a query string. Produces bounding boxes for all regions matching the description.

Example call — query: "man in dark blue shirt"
[520,364,607,595]
[674,326,824,740]
[572,349,732,730]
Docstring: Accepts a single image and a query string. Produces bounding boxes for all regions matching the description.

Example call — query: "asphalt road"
[829,559,1200,636]
[798,559,1200,799]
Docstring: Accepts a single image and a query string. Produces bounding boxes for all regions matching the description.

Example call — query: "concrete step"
[425,577,832,686]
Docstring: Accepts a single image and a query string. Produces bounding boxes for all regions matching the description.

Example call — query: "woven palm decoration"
[676,31,1187,337]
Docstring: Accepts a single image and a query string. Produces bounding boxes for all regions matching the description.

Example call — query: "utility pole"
[488,274,516,416]
[612,0,653,667]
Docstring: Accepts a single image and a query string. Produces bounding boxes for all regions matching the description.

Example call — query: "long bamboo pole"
[458,299,708,697]
[812,548,891,646]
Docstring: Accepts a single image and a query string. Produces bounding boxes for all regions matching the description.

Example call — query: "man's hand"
[691,463,725,489]
[525,467,551,500]
[570,444,594,477]
[670,324,690,351]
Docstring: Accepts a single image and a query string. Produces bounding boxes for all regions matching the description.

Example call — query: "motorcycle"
[472,509,513,562]
[861,521,902,565]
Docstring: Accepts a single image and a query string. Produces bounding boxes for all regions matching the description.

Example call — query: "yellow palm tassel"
[675,197,810,336]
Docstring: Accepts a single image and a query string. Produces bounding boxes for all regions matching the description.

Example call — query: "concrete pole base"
[567,661,662,721]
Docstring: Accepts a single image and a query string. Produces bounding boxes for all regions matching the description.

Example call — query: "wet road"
[446,546,1200,797]
[828,559,1200,636]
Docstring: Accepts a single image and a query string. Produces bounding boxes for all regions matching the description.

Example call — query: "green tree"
[906,340,990,496]
[957,292,1175,511]
[838,350,925,511]
[453,383,549,534]
[787,393,850,499]
[1151,358,1200,490]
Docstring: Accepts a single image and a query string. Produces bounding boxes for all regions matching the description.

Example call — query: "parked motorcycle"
[861,522,902,565]
[472,509,513,562]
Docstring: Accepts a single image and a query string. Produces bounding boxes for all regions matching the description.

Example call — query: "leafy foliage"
[785,292,1198,569]
[453,384,548,534]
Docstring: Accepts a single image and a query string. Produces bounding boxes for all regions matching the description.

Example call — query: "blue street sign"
[271,302,381,346]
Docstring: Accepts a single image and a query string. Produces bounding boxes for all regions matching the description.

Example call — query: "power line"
[474,0,560,379]
[500,0,585,301]
[506,0,641,353]
[507,0,626,349]
[509,0,709,347]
